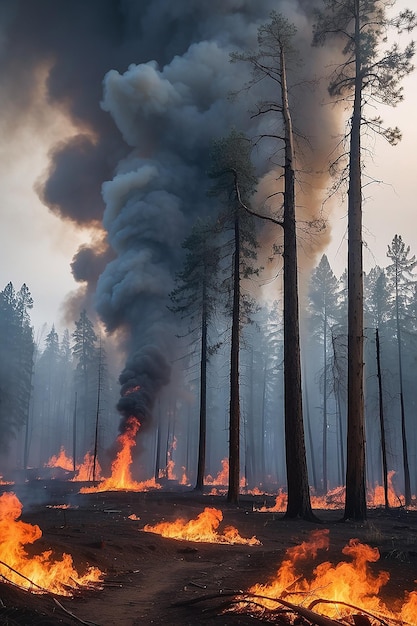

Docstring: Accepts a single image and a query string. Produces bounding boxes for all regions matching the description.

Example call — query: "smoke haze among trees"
[0,1,416,512]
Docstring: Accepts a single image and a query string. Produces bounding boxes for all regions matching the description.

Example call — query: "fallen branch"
[308,598,393,626]
[0,559,49,593]
[53,597,101,626]
[172,590,344,625]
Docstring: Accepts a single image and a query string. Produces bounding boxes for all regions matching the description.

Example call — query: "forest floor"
[1,479,417,625]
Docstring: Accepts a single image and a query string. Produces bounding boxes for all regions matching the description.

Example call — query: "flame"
[236,529,417,624]
[143,507,260,545]
[205,458,246,488]
[256,473,415,513]
[80,416,160,493]
[205,458,228,486]
[0,492,103,595]
[45,446,73,471]
[179,466,189,486]
[369,470,401,508]
[45,448,102,482]
[73,451,102,482]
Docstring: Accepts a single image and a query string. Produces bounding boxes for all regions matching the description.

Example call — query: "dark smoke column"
[94,19,269,432]
[94,0,332,438]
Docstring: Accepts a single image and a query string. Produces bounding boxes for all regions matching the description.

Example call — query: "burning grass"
[0,492,103,596]
[143,506,261,545]
[225,528,417,624]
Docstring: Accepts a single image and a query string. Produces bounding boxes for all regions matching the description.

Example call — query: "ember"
[0,492,103,596]
[143,506,261,545]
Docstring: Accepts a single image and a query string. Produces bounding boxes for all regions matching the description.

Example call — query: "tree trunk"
[375,328,389,509]
[280,45,315,521]
[195,285,208,491]
[228,211,241,504]
[322,312,328,494]
[344,0,366,521]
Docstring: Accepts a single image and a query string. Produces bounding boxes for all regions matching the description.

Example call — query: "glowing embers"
[0,492,103,596]
[80,416,160,493]
[143,506,260,545]
[234,528,417,624]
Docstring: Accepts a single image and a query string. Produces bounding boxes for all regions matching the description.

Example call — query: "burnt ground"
[1,480,417,625]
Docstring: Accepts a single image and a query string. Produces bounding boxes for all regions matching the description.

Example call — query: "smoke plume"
[0,0,343,432]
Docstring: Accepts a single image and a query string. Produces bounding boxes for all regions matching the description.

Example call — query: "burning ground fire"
[231,528,417,625]
[80,416,160,493]
[143,506,261,545]
[46,447,102,481]
[0,492,103,596]
[256,471,416,513]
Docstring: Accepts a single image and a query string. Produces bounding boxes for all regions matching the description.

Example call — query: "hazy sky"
[0,0,416,338]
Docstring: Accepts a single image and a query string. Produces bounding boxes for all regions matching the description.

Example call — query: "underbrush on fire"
[1,482,417,625]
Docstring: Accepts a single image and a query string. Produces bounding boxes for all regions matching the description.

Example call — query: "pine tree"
[386,234,417,506]
[308,254,340,494]
[169,218,221,491]
[313,0,416,521]
[232,12,317,520]
[0,282,34,455]
[209,129,260,504]
[72,310,98,457]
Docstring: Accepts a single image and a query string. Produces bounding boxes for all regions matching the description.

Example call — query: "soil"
[1,479,417,626]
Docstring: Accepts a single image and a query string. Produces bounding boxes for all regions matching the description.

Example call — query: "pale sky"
[0,101,98,338]
[0,1,416,337]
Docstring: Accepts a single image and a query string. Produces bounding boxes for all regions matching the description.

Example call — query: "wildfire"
[205,458,246,488]
[45,448,102,482]
[80,416,160,493]
[235,528,417,624]
[0,492,103,595]
[143,507,261,545]
[256,472,415,513]
[45,446,73,471]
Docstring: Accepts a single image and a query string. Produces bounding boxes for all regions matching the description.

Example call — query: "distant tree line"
[0,291,118,475]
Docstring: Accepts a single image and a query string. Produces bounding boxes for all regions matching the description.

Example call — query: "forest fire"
[80,415,160,493]
[46,448,102,481]
[256,472,415,513]
[205,458,246,490]
[233,528,417,624]
[143,506,261,545]
[0,492,103,596]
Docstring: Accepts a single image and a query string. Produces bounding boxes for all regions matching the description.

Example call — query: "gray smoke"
[0,0,341,432]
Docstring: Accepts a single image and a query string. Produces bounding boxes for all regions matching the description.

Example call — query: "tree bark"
[344,0,366,521]
[280,45,315,521]
[228,211,241,504]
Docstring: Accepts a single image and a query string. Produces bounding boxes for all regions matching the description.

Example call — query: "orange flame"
[143,507,260,545]
[0,492,103,595]
[80,416,160,493]
[73,451,102,482]
[205,458,246,488]
[46,448,102,482]
[237,529,417,623]
[256,473,415,513]
[45,446,73,471]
